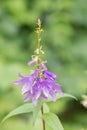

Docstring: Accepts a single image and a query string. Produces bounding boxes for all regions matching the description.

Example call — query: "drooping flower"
[14,64,63,106]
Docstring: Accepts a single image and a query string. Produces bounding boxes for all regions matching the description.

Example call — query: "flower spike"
[14,19,63,106]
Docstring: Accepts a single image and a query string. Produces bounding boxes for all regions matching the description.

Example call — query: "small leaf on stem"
[43,112,64,130]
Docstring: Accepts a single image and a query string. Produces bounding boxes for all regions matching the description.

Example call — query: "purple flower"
[28,60,35,66]
[43,70,57,80]
[27,57,38,66]
[14,66,63,106]
[41,63,47,71]
[14,70,38,94]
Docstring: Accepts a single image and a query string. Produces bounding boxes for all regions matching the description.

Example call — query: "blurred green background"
[0,0,87,130]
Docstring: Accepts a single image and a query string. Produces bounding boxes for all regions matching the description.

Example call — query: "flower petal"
[32,70,38,79]
[18,73,24,78]
[13,79,25,85]
[40,95,48,100]
[24,92,32,102]
[43,70,57,80]
[27,59,35,66]
[32,98,38,107]
[34,89,41,100]
[55,83,63,93]
[41,63,47,70]
[49,91,56,101]
[42,87,49,97]
[21,84,30,94]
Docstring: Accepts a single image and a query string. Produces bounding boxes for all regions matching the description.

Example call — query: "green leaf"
[56,93,77,100]
[43,112,64,130]
[43,103,50,113]
[2,103,34,123]
[47,93,77,102]
[33,100,43,125]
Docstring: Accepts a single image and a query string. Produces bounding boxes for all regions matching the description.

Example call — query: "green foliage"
[2,93,76,123]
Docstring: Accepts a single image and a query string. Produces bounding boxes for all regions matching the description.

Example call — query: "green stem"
[37,19,45,130]
[37,19,42,72]
[41,105,46,130]
[37,19,41,54]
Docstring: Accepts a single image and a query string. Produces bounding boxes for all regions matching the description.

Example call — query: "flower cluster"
[14,62,63,106]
